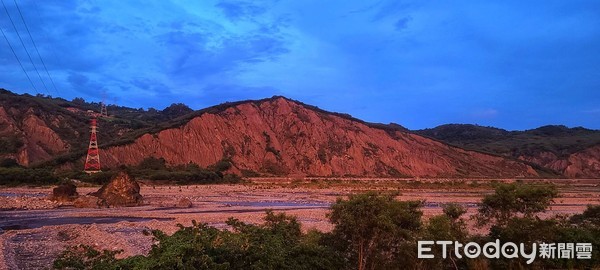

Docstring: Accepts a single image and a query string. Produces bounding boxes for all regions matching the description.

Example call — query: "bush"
[0,167,59,185]
[137,157,167,170]
[59,161,244,185]
[81,171,118,185]
[208,159,232,173]
[0,158,20,168]
[54,212,346,270]
[241,169,260,177]
[53,245,122,270]
[0,136,24,154]
[571,205,600,227]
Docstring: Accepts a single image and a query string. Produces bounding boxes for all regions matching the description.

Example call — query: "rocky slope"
[0,89,180,166]
[4,89,595,178]
[564,146,600,178]
[519,146,600,178]
[417,124,600,178]
[0,102,74,166]
[97,97,538,178]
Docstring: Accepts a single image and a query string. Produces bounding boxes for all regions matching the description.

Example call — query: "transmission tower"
[100,90,108,117]
[100,101,108,117]
[84,118,101,173]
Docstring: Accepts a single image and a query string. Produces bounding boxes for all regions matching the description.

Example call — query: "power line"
[1,26,38,93]
[12,0,58,96]
[1,0,49,95]
[31,0,62,85]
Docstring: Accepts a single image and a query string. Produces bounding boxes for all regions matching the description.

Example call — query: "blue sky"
[1,0,599,130]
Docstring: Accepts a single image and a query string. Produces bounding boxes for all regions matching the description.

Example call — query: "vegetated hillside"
[87,97,538,178]
[416,124,600,178]
[0,89,193,166]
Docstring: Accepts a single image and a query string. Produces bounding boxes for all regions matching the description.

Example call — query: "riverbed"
[1,179,599,269]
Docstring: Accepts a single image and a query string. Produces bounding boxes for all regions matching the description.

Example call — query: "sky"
[0,0,599,130]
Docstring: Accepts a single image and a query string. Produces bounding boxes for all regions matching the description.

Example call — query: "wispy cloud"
[583,108,600,114]
[215,0,267,21]
[0,0,598,130]
[472,108,499,119]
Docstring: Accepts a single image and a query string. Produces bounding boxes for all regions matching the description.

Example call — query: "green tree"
[421,203,469,270]
[442,203,467,220]
[328,192,422,270]
[162,103,193,118]
[570,204,600,227]
[71,97,86,104]
[477,182,558,226]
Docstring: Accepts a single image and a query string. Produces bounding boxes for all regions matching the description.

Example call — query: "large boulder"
[50,183,78,202]
[91,172,143,207]
[176,198,193,208]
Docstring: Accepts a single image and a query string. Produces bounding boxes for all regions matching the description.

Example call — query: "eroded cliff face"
[518,146,600,178]
[519,152,567,173]
[0,107,70,165]
[100,98,538,178]
[564,146,600,178]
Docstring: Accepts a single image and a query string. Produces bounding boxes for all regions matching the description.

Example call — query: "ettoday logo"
[418,240,593,264]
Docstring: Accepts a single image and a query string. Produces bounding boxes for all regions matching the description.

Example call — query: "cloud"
[67,73,89,87]
[471,109,499,119]
[370,1,414,21]
[394,17,411,31]
[130,77,170,93]
[154,29,288,83]
[215,0,267,21]
[583,108,600,114]
[0,0,598,129]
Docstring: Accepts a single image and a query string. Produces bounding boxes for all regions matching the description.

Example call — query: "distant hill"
[2,88,597,178]
[415,124,600,177]
[91,97,537,178]
[0,89,194,166]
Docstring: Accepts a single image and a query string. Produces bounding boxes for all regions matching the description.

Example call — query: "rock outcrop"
[176,198,193,208]
[98,97,538,178]
[518,145,600,178]
[0,107,71,166]
[91,172,143,206]
[50,183,78,201]
[563,145,600,178]
[416,124,600,178]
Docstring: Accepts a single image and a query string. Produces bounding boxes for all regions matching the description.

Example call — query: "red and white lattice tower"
[84,118,101,173]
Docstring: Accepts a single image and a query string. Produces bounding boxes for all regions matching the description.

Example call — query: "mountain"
[69,97,537,178]
[416,124,600,178]
[6,88,596,178]
[0,89,190,166]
